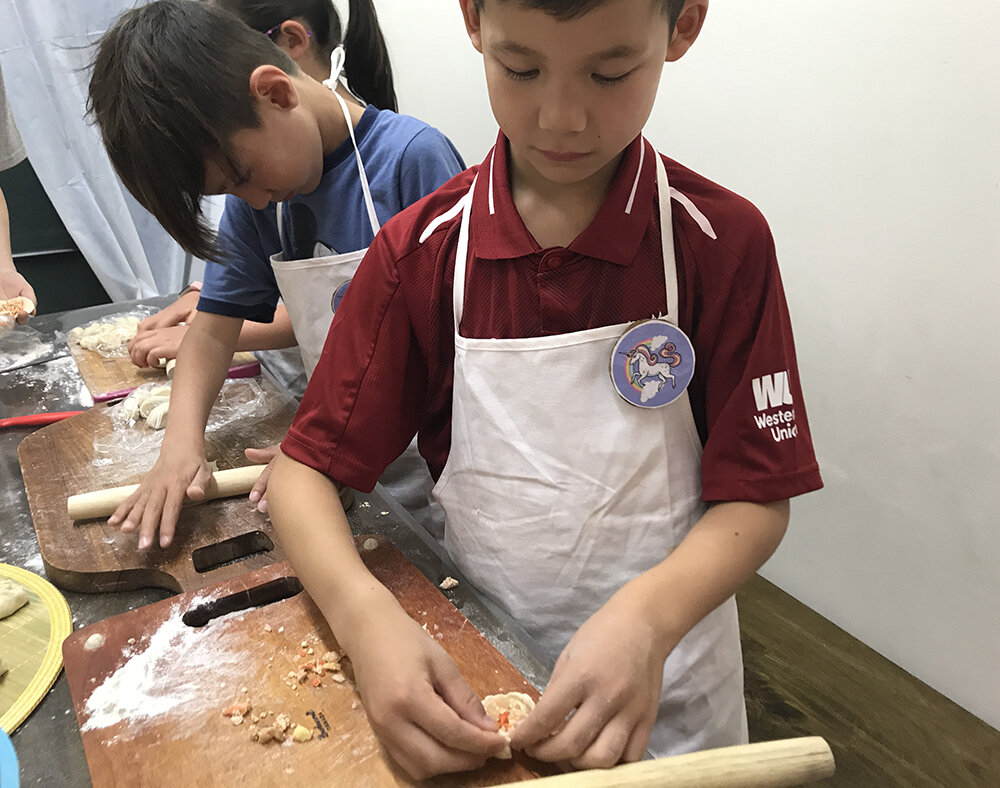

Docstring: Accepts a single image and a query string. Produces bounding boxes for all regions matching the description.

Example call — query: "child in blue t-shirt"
[88,0,464,550]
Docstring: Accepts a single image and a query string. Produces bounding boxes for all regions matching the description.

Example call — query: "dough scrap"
[145,401,170,430]
[0,578,29,619]
[84,633,106,651]
[482,691,535,759]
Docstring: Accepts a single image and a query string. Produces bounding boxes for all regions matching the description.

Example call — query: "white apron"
[270,48,442,533]
[432,147,748,756]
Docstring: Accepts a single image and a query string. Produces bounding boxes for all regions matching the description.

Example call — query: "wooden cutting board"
[17,377,297,594]
[68,338,257,400]
[63,543,558,786]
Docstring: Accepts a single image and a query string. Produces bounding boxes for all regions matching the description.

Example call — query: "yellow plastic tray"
[0,563,73,732]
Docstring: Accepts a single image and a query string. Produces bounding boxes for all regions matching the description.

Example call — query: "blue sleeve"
[198,195,281,323]
[396,128,466,210]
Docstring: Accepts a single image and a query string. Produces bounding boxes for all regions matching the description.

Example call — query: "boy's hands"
[128,291,200,367]
[244,444,280,512]
[128,324,187,367]
[348,599,507,779]
[510,594,666,769]
[107,441,214,550]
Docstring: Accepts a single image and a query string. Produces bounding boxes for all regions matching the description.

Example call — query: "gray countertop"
[0,299,552,787]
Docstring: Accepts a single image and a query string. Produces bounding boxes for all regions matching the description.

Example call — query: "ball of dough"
[482,691,536,759]
[84,633,106,651]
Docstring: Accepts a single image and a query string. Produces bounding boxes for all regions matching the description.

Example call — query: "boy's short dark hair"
[473,0,686,29]
[88,0,298,261]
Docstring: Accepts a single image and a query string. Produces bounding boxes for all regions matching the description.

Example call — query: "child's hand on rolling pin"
[244,444,280,512]
[107,442,215,550]
[509,590,668,769]
[128,325,187,368]
[344,595,507,779]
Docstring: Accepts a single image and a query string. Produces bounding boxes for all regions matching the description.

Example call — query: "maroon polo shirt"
[282,132,822,503]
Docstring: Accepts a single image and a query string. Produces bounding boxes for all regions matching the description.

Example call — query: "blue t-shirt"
[198,105,465,322]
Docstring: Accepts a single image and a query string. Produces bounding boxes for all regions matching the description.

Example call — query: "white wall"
[365,1,1000,728]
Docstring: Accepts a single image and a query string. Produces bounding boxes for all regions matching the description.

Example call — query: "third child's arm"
[130,304,296,367]
[267,453,506,779]
[109,311,243,549]
[511,500,789,768]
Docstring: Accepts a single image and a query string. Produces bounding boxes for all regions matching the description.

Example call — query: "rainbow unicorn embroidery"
[621,336,683,404]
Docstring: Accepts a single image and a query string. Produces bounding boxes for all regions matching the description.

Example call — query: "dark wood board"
[68,337,257,400]
[17,376,297,594]
[63,545,557,787]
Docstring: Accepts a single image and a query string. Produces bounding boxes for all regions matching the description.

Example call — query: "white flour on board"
[82,594,247,732]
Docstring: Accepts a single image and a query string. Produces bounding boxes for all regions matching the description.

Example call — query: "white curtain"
[0,0,213,301]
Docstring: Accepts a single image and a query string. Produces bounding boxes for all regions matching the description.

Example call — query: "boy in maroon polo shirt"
[269,0,823,779]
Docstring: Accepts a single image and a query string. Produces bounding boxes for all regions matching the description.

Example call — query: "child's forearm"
[234,305,297,351]
[0,185,15,272]
[617,500,789,655]
[163,312,243,449]
[267,453,399,648]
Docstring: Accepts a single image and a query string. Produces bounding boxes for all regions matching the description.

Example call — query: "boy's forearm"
[163,312,243,448]
[618,500,790,655]
[267,453,397,649]
[234,305,297,351]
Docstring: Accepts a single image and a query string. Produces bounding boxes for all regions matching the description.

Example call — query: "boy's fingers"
[526,698,606,763]
[159,488,186,548]
[509,681,582,748]
[569,717,632,770]
[414,691,506,756]
[433,666,497,732]
[107,490,140,526]
[186,466,213,501]
[621,714,655,764]
[390,719,493,780]
[248,463,272,503]
[137,487,167,551]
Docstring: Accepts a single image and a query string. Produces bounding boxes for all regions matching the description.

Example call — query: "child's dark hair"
[474,0,686,29]
[215,0,397,113]
[88,0,304,261]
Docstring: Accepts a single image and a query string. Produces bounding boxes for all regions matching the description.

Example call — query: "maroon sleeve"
[280,230,428,492]
[692,211,823,503]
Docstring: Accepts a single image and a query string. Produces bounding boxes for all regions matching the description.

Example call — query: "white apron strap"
[652,146,679,326]
[325,45,381,238]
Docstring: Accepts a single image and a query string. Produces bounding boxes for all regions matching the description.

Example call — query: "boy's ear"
[248,65,299,110]
[458,0,484,54]
[666,0,709,62]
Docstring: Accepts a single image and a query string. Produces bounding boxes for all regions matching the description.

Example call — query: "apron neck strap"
[275,44,381,244]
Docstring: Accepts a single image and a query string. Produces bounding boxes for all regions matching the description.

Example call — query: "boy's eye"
[592,71,631,87]
[503,66,538,82]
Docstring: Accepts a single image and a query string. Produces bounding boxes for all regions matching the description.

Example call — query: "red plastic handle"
[0,411,85,428]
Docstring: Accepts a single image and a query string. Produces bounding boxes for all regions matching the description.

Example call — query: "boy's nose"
[538,90,587,135]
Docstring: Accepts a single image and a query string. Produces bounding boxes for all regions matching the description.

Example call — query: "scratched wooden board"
[17,376,297,594]
[63,545,557,787]
[67,337,257,400]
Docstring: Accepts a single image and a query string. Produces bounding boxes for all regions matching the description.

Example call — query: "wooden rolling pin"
[500,737,834,788]
[67,465,266,521]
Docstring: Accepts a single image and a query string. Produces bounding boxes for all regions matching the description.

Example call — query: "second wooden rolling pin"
[499,737,834,788]
[67,465,266,521]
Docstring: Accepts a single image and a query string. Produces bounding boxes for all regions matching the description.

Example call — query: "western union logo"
[752,371,793,411]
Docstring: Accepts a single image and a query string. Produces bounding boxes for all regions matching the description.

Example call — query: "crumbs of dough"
[439,577,459,590]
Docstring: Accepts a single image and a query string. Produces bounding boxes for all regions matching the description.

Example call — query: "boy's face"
[203,71,325,209]
[462,0,690,188]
